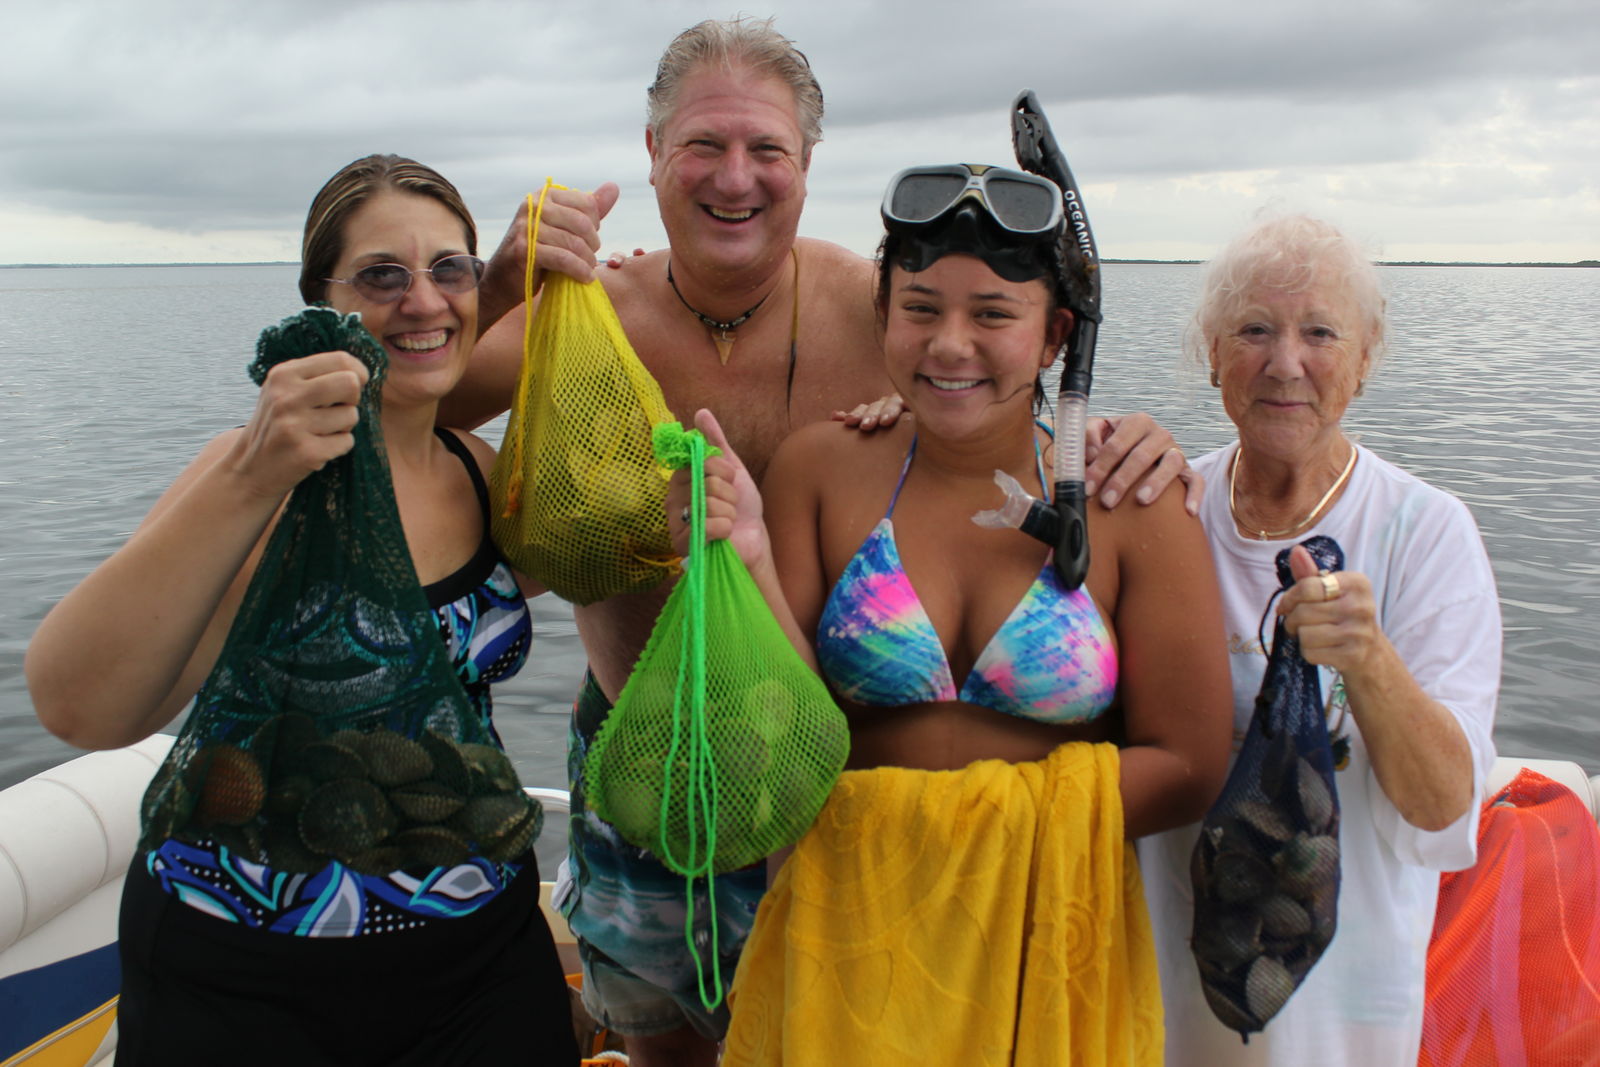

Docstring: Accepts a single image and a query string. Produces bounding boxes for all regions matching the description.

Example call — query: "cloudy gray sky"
[4,0,1596,265]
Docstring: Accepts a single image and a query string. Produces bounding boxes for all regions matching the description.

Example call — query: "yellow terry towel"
[721,742,1161,1066]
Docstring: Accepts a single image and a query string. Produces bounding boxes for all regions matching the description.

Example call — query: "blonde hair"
[646,15,823,157]
[1183,214,1388,372]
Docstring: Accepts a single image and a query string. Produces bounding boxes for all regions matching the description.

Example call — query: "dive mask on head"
[881,163,1065,283]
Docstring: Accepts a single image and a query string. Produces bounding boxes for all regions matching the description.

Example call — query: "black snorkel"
[1012,89,1101,590]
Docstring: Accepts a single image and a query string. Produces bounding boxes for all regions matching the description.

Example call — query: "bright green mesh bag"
[584,422,849,876]
[137,306,541,875]
[583,422,850,1005]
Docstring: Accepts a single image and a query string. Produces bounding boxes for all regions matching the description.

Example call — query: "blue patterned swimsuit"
[145,429,534,937]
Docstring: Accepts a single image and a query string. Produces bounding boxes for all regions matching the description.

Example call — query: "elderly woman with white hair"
[1136,215,1501,1065]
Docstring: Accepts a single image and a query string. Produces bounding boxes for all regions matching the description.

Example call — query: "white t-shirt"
[1136,441,1501,1066]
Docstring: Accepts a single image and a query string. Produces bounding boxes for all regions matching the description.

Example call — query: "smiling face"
[1209,268,1373,464]
[882,253,1069,437]
[646,63,808,281]
[323,190,478,408]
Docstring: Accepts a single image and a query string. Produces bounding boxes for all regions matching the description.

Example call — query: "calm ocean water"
[3,262,1597,809]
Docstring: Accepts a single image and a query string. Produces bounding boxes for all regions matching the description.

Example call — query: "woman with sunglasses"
[667,163,1234,1062]
[26,154,580,1065]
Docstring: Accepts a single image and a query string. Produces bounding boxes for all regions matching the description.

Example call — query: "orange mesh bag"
[489,180,677,604]
[1419,768,1600,1067]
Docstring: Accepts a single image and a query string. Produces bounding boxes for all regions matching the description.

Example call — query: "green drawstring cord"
[652,422,726,1009]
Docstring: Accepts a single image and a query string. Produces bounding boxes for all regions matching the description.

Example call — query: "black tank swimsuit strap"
[423,428,500,609]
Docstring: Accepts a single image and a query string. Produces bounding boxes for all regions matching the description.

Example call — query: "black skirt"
[115,855,579,1067]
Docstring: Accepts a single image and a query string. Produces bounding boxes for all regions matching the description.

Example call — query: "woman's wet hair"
[299,154,476,306]
[647,15,824,158]
[1184,213,1389,372]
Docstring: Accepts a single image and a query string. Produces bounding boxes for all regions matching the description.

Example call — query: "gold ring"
[1319,572,1341,601]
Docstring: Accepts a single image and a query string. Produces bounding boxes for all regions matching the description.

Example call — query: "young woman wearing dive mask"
[666,161,1233,1064]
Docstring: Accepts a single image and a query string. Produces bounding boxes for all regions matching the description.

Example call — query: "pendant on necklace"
[713,331,735,365]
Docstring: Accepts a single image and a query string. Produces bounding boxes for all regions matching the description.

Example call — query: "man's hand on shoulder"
[832,394,907,433]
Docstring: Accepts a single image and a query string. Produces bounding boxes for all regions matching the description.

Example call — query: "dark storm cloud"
[1,0,1595,261]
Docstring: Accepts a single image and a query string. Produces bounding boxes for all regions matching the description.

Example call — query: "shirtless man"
[441,17,1193,1065]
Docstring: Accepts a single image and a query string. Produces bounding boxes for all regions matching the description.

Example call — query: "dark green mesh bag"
[137,307,540,875]
[582,422,850,1005]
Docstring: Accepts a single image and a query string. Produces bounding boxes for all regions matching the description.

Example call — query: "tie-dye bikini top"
[815,435,1118,724]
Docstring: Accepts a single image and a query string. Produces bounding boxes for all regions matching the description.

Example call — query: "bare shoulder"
[439,426,498,476]
[796,238,875,309]
[768,417,908,485]
[797,237,873,281]
[598,249,669,313]
[1096,478,1203,543]
[1091,481,1212,596]
[792,238,887,404]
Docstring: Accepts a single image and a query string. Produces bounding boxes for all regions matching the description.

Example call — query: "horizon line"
[2,258,1597,270]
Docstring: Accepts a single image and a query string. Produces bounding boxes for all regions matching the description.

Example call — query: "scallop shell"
[482,803,543,864]
[392,826,471,868]
[264,822,329,874]
[1274,833,1340,899]
[1192,905,1263,971]
[603,778,664,845]
[266,774,316,820]
[419,731,472,794]
[298,779,398,860]
[1212,850,1275,904]
[714,721,773,781]
[459,742,520,795]
[1235,800,1295,847]
[388,781,467,824]
[193,743,266,827]
[742,679,797,739]
[294,740,368,783]
[1200,975,1260,1036]
[350,730,432,787]
[453,793,535,844]
[1260,893,1313,940]
[1245,954,1296,1024]
[246,716,281,759]
[1306,882,1339,951]
[1296,759,1335,833]
[345,845,407,876]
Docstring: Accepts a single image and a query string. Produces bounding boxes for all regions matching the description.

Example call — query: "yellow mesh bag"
[489,180,677,604]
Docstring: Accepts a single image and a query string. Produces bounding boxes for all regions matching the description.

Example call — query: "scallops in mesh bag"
[583,423,850,878]
[489,180,678,605]
[138,306,541,875]
[1190,535,1345,1041]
